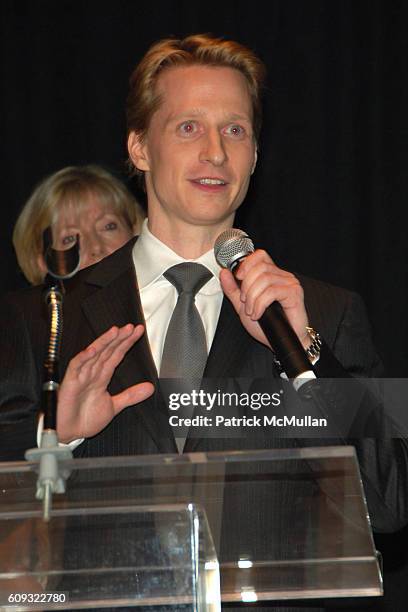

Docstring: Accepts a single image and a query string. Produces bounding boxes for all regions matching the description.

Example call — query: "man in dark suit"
[1,34,407,611]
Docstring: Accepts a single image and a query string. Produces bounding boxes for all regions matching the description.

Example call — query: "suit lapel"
[204,297,254,378]
[80,240,176,453]
[184,297,254,453]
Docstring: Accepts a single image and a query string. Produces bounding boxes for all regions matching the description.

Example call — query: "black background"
[1,1,407,608]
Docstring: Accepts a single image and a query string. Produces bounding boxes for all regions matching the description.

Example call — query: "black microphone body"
[215,230,315,381]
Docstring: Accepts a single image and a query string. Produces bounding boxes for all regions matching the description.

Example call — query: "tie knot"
[164,262,212,296]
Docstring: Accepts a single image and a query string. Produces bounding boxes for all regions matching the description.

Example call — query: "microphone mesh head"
[214,228,254,269]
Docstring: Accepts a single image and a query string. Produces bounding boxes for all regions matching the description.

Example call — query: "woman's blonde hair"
[13,165,145,285]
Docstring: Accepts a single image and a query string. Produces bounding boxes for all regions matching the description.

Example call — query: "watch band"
[271,326,322,374]
[305,326,322,362]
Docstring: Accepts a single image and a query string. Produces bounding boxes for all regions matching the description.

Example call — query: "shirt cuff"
[37,413,84,451]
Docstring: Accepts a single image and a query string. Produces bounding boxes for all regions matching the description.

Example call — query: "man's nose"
[199,129,227,166]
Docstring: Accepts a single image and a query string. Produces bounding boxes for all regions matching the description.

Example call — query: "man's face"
[128,65,257,234]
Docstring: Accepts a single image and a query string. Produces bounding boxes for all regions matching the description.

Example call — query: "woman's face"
[44,196,134,272]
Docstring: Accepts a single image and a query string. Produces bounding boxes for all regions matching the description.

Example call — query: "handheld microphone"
[214,228,316,383]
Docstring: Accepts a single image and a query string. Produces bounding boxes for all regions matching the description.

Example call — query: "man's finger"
[251,285,304,321]
[93,324,143,367]
[67,326,121,374]
[219,269,242,309]
[112,381,155,413]
[86,324,138,357]
[235,249,277,279]
[68,324,144,375]
[95,324,145,373]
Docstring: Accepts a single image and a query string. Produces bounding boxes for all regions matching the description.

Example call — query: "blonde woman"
[13,165,145,285]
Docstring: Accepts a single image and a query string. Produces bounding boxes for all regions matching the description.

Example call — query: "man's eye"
[178,121,198,136]
[104,221,118,231]
[224,124,245,137]
[61,235,76,246]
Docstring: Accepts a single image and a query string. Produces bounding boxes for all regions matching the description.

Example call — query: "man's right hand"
[56,324,154,443]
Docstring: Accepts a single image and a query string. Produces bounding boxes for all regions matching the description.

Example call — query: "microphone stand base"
[25,429,73,522]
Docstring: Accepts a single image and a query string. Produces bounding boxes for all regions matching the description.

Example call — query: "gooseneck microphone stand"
[25,229,80,521]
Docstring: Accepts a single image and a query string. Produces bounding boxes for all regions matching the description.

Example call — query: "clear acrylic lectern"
[0,447,382,609]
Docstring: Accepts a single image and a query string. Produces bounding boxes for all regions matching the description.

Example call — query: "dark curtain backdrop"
[1,1,407,608]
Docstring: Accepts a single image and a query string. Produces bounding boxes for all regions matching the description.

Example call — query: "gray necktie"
[160,263,212,379]
[160,263,212,452]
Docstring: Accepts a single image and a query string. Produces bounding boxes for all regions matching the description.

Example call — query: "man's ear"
[251,148,258,175]
[128,131,150,172]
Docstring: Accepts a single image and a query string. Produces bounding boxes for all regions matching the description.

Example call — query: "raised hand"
[56,324,154,443]
[220,249,310,350]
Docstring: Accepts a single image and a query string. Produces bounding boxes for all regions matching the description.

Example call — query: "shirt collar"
[133,219,222,293]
